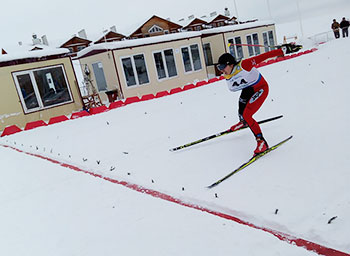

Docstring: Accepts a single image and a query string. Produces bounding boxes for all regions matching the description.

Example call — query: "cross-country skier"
[217,43,302,155]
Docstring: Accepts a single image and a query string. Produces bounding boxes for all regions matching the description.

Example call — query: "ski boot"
[230,121,247,132]
[254,135,269,156]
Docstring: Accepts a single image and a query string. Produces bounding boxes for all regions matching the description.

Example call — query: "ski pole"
[228,43,276,48]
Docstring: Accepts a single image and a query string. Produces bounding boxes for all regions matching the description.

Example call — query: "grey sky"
[0,0,348,47]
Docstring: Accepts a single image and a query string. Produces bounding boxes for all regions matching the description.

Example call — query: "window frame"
[180,43,203,74]
[148,25,164,34]
[262,30,276,52]
[228,36,244,60]
[152,48,178,81]
[246,33,261,56]
[120,53,150,88]
[202,43,213,66]
[12,64,73,114]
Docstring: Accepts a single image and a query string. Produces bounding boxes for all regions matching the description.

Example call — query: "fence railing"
[307,30,335,45]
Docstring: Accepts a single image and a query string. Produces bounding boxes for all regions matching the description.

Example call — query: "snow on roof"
[121,16,163,37]
[201,20,275,35]
[77,19,274,58]
[77,31,202,58]
[0,47,69,63]
[177,17,208,28]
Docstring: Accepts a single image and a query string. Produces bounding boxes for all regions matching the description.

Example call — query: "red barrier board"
[48,115,69,125]
[24,120,47,131]
[1,125,22,137]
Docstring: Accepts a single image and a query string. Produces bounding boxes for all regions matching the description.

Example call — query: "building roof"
[77,19,275,59]
[60,36,92,48]
[207,14,231,24]
[180,18,208,29]
[0,47,69,64]
[77,31,202,58]
[129,15,183,37]
[201,19,275,35]
[94,30,126,44]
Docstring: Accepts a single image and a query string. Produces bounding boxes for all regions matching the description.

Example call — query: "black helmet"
[217,53,237,71]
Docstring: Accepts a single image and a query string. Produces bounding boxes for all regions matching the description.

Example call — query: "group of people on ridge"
[332,17,350,38]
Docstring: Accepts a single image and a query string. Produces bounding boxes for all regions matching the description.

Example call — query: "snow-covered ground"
[1,36,349,255]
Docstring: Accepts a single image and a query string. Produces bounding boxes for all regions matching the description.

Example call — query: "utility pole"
[233,0,239,21]
[266,0,272,19]
[296,0,304,38]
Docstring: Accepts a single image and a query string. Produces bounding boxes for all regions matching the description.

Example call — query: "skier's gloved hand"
[278,43,303,54]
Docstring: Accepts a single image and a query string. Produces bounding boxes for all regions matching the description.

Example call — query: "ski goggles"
[216,63,227,71]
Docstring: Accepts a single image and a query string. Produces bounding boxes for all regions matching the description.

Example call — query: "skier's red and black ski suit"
[224,48,284,137]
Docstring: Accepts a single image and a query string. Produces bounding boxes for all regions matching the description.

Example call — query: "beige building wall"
[0,57,83,131]
[113,36,207,98]
[78,51,121,103]
[78,36,208,100]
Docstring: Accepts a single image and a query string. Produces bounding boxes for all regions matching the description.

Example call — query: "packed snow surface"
[1,38,350,255]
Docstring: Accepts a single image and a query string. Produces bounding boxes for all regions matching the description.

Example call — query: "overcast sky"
[0,0,349,47]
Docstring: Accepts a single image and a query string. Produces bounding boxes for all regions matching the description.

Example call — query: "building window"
[228,36,244,60]
[246,33,261,56]
[77,45,86,51]
[203,43,213,65]
[153,49,177,80]
[181,44,202,73]
[218,21,225,27]
[13,65,73,113]
[121,54,149,87]
[262,31,275,52]
[92,62,108,92]
[149,25,163,34]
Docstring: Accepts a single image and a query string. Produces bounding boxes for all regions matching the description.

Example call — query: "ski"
[170,115,283,152]
[207,135,293,189]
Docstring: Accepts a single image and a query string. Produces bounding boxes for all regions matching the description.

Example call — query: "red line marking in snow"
[1,144,349,256]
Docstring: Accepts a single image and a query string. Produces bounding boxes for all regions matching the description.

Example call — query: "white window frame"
[262,30,276,52]
[202,43,213,66]
[246,33,261,56]
[180,43,203,74]
[12,64,73,114]
[148,25,163,34]
[228,36,244,59]
[120,53,150,88]
[152,48,178,81]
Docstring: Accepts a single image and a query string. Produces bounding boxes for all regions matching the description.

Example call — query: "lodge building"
[76,20,277,103]
[0,49,83,131]
[0,14,277,133]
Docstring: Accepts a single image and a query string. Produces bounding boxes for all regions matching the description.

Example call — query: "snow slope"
[1,38,350,255]
[0,146,318,256]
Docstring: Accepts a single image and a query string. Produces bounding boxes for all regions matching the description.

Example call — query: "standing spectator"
[331,19,340,39]
[340,17,350,37]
